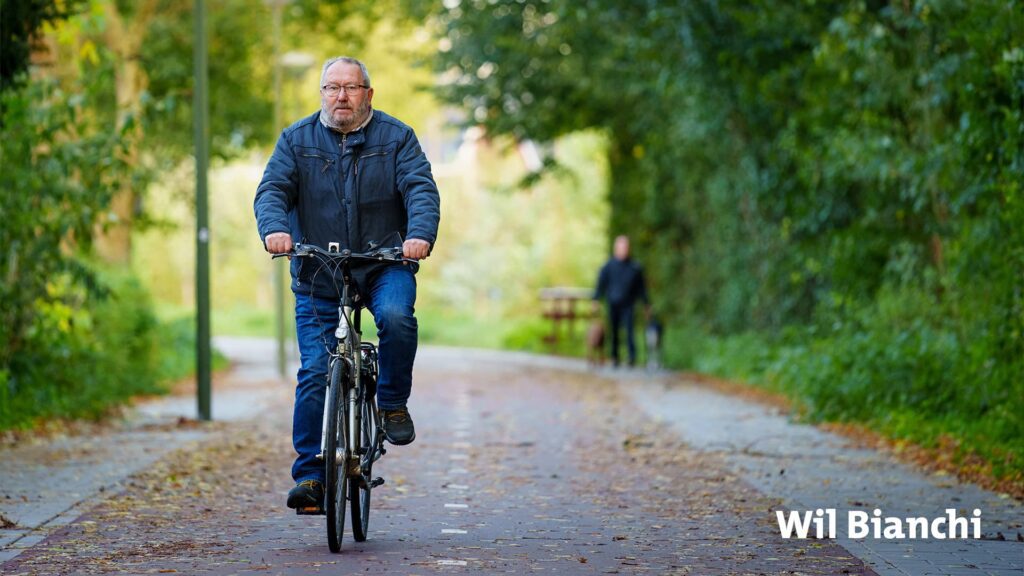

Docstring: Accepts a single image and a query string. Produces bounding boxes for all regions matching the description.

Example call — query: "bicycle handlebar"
[271,242,416,264]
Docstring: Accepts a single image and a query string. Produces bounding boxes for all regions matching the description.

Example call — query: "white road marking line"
[449,453,469,460]
[441,528,468,534]
[449,467,468,474]
[444,503,469,509]
[452,441,471,449]
[437,560,468,566]
[454,430,470,438]
[446,484,469,490]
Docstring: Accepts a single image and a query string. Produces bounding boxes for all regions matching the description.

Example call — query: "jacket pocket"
[294,146,336,181]
[294,146,342,215]
[355,146,395,202]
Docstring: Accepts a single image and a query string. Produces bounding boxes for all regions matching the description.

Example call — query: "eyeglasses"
[320,84,369,97]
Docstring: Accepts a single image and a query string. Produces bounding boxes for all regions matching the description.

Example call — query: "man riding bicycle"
[253,56,440,511]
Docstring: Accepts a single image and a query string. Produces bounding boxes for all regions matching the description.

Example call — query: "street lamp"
[281,51,317,73]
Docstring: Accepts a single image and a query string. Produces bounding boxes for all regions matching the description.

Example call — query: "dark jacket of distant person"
[594,257,648,307]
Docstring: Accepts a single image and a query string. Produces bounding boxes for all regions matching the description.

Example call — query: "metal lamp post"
[193,0,211,421]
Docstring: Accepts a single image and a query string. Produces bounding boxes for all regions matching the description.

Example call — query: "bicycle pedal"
[370,477,385,488]
[296,505,325,516]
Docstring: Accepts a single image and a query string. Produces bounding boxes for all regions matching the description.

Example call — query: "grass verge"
[662,325,1024,499]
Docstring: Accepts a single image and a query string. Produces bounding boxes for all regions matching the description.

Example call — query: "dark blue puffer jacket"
[254,109,441,298]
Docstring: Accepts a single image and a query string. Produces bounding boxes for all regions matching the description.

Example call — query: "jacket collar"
[319,109,372,151]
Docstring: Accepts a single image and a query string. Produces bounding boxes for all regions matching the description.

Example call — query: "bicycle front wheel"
[350,392,376,541]
[325,360,349,553]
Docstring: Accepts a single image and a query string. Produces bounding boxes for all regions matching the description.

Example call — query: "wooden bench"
[539,287,596,346]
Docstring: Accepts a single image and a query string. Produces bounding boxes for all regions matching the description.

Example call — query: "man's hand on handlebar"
[403,238,431,261]
[265,232,293,254]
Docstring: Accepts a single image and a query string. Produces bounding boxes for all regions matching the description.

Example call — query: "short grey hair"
[320,56,371,88]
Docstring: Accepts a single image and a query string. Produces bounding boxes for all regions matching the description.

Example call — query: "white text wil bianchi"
[775,508,982,539]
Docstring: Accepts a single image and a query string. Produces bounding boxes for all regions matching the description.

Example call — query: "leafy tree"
[427,0,1024,479]
[0,74,136,414]
[0,0,423,428]
[0,0,85,92]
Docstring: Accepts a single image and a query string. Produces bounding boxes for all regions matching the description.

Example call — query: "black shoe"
[287,479,324,510]
[382,407,416,446]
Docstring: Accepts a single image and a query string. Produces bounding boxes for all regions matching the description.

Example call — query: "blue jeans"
[291,265,418,483]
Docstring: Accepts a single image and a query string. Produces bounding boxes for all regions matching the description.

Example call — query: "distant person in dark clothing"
[593,235,649,367]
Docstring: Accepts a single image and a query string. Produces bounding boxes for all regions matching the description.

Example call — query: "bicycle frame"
[273,240,407,549]
[307,242,387,481]
[317,243,365,473]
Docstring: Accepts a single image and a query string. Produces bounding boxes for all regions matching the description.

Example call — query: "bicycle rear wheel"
[325,360,349,553]
[350,391,376,541]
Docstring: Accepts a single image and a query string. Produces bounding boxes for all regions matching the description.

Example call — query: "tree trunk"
[93,0,159,264]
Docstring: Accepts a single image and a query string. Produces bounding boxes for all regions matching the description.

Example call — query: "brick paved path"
[2,340,1019,574]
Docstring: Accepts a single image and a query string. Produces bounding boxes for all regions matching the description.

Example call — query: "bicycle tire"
[325,359,349,553]
[350,387,375,541]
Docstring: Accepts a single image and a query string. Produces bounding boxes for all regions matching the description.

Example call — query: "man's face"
[320,62,374,132]
[614,236,630,260]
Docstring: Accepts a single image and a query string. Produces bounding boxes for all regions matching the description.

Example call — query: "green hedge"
[0,265,225,430]
[0,268,158,428]
[665,287,1023,481]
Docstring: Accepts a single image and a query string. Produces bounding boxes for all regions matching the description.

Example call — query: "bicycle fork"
[316,304,355,463]
[316,371,355,464]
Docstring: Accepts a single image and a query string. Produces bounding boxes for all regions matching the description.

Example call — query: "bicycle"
[273,241,412,552]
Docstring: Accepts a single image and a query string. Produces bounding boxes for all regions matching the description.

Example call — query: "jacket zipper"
[354,150,387,177]
[299,152,334,173]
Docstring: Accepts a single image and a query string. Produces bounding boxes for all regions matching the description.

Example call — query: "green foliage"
[1,77,130,368]
[137,0,278,160]
[0,1,385,430]
[0,265,166,429]
[152,310,230,384]
[414,308,588,358]
[0,0,84,92]
[432,1,1024,481]
[30,0,320,166]
[664,290,1024,479]
[0,71,202,430]
[416,308,510,350]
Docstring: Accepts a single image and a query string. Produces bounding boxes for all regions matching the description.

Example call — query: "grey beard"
[319,107,371,134]
[319,108,345,132]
